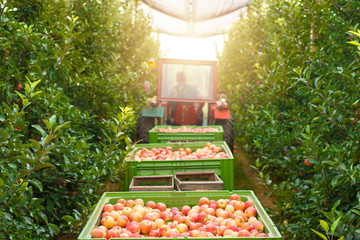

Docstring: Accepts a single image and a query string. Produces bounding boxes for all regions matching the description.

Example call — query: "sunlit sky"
[157,33,227,61]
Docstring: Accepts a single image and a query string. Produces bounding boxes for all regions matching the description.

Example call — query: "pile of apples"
[91,194,269,238]
[157,126,219,133]
[131,143,229,161]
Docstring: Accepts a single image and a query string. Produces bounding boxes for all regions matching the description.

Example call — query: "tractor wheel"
[136,116,155,143]
[215,117,234,152]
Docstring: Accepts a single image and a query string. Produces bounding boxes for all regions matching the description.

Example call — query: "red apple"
[244,200,255,209]
[91,227,107,238]
[129,212,142,222]
[252,220,264,233]
[181,205,191,216]
[233,201,245,211]
[114,203,124,211]
[109,210,120,221]
[106,226,122,239]
[156,202,167,212]
[230,194,241,201]
[139,220,153,234]
[245,206,257,218]
[176,223,188,233]
[102,203,114,213]
[117,215,129,227]
[238,229,251,236]
[257,233,269,237]
[125,199,135,208]
[149,229,160,237]
[304,158,312,166]
[146,201,156,209]
[126,221,140,234]
[134,198,144,206]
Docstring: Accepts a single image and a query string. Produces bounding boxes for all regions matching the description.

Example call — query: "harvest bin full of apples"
[78,191,282,239]
[123,141,234,191]
[148,125,224,143]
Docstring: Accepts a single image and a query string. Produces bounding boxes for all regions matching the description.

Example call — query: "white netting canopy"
[140,0,249,37]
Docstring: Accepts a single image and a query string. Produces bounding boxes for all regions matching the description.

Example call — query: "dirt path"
[233,146,275,209]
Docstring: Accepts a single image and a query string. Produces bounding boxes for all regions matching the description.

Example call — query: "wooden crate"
[175,171,224,191]
[129,175,174,191]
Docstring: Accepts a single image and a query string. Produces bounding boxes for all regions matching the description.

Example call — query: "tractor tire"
[136,116,155,143]
[215,117,234,152]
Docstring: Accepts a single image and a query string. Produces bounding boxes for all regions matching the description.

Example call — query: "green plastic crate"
[149,125,223,143]
[124,141,233,191]
[78,190,282,240]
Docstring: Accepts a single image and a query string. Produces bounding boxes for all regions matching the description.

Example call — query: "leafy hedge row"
[0,0,158,239]
[218,0,360,239]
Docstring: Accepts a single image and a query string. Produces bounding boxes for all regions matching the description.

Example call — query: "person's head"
[219,91,227,99]
[176,72,186,85]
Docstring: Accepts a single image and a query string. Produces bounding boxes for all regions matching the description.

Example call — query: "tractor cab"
[137,58,233,150]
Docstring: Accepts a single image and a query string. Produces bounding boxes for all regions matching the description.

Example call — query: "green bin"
[124,141,233,190]
[148,125,223,143]
[78,190,282,240]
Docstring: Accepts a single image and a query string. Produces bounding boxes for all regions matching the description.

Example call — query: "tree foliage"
[0,0,159,239]
[218,0,360,238]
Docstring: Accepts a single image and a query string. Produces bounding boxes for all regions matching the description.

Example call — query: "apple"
[225,204,235,213]
[114,203,124,211]
[102,203,114,213]
[91,226,107,238]
[154,218,165,228]
[189,230,200,237]
[125,199,135,208]
[200,204,209,212]
[196,212,207,223]
[129,212,142,222]
[233,201,245,211]
[257,233,269,237]
[106,226,122,239]
[245,206,257,218]
[159,224,171,236]
[234,215,246,227]
[223,229,234,237]
[216,199,227,209]
[109,210,120,221]
[148,229,160,237]
[156,202,167,212]
[241,222,252,231]
[134,198,144,206]
[176,223,188,233]
[101,216,115,229]
[160,211,172,221]
[116,215,129,227]
[139,220,153,234]
[126,221,140,234]
[304,158,312,166]
[101,211,110,218]
[146,201,156,209]
[238,229,251,236]
[230,194,241,201]
[196,230,208,237]
[204,207,215,216]
[244,200,255,209]
[252,220,264,233]
[122,207,133,217]
[250,229,259,236]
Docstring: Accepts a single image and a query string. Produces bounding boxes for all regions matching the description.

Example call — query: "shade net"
[140,0,249,37]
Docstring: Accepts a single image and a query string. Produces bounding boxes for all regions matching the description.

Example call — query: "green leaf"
[29,139,42,150]
[45,134,57,144]
[28,179,43,192]
[48,223,60,235]
[54,122,69,133]
[331,216,341,234]
[348,41,360,47]
[32,124,46,137]
[30,90,43,98]
[49,115,56,127]
[338,236,344,240]
[305,125,310,134]
[311,229,328,240]
[34,162,54,171]
[320,220,329,233]
[61,215,75,223]
[43,119,52,130]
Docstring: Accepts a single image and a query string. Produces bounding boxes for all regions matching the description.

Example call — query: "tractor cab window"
[159,60,216,102]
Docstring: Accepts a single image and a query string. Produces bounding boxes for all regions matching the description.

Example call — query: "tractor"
[136,58,234,151]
